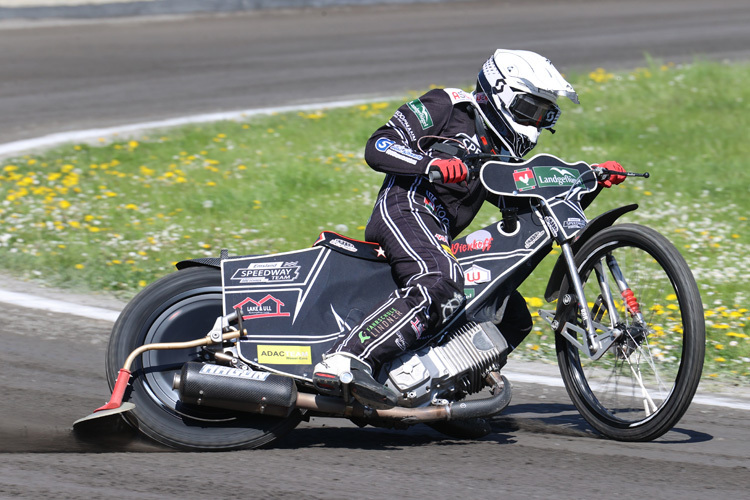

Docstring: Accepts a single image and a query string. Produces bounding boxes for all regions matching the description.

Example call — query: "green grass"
[1,59,749,382]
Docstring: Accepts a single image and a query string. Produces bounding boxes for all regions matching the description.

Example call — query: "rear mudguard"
[176,249,232,270]
[543,203,638,302]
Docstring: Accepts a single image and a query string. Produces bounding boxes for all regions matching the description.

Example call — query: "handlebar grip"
[428,170,443,183]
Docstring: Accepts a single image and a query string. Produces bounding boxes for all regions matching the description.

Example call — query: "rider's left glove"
[596,161,626,188]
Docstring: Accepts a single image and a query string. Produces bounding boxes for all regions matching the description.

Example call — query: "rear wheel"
[555,224,704,441]
[106,266,301,451]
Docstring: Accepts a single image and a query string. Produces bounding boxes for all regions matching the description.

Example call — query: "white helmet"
[474,49,579,158]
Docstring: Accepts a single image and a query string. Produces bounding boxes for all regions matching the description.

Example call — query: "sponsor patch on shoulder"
[407,98,434,129]
[445,88,474,105]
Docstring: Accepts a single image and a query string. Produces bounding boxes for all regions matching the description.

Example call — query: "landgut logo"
[513,168,537,192]
[533,166,580,187]
[257,345,312,365]
[407,98,434,130]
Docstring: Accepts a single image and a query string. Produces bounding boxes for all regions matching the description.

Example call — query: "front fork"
[540,240,644,360]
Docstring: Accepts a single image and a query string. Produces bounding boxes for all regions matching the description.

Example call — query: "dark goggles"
[509,93,560,129]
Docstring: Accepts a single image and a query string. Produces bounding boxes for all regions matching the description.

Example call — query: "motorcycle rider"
[313,49,626,408]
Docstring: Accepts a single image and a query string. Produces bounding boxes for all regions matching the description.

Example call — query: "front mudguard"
[543,204,638,303]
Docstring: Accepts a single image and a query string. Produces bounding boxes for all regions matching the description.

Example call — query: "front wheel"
[106,266,301,451]
[555,224,705,441]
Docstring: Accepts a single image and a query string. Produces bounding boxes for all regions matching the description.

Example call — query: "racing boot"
[312,353,399,409]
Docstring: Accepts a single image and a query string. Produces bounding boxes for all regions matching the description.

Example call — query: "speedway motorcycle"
[75,152,705,450]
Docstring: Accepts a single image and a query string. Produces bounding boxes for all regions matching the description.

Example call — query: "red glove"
[429,158,468,184]
[596,161,626,188]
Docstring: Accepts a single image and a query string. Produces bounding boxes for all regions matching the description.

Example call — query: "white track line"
[0,97,388,157]
[0,289,121,322]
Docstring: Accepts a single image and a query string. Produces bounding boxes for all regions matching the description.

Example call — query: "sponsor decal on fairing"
[524,230,546,249]
[452,229,493,254]
[532,166,581,188]
[257,345,312,364]
[329,238,358,252]
[231,261,301,283]
[513,167,537,192]
[563,217,586,229]
[234,294,291,320]
[464,265,491,285]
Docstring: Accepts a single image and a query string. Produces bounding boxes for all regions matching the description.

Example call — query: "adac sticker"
[257,345,312,365]
[513,168,537,192]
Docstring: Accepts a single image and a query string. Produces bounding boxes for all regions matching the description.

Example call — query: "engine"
[381,321,509,408]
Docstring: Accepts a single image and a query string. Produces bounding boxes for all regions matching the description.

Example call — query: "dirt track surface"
[1,277,749,499]
[2,1,750,498]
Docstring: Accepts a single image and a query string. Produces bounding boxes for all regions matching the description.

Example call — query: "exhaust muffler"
[173,362,298,418]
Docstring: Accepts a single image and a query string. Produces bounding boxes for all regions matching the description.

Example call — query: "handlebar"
[593,167,650,180]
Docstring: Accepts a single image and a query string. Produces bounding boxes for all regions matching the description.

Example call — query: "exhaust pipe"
[174,362,511,424]
[295,373,511,423]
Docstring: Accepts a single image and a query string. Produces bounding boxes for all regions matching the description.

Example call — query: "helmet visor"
[509,93,560,129]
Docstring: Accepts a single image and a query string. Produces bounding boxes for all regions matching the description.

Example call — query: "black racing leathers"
[328,88,531,369]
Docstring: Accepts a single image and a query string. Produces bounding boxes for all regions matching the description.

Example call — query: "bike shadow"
[492,401,713,444]
[273,423,519,450]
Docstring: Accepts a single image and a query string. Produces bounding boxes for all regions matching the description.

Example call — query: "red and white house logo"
[464,265,491,285]
[233,295,291,320]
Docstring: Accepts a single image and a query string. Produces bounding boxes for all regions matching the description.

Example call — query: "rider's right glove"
[595,161,626,188]
[427,158,468,184]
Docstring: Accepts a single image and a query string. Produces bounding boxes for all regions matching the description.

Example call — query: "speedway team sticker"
[230,261,300,283]
[257,345,312,365]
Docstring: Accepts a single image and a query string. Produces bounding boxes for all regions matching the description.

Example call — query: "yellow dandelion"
[74,264,85,270]
[526,297,544,308]
[589,68,614,83]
